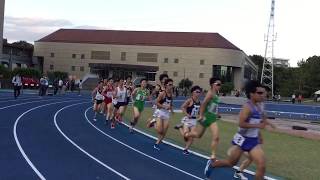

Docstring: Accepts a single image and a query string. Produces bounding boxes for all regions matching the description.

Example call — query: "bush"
[11,68,41,78]
[0,64,11,78]
[47,71,68,81]
[220,82,234,95]
[178,78,193,89]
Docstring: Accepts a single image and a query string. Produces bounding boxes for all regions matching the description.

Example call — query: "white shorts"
[112,99,118,105]
[157,109,170,120]
[181,116,197,128]
[153,109,160,118]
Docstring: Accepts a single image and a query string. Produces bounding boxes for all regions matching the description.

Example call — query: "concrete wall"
[34,42,249,90]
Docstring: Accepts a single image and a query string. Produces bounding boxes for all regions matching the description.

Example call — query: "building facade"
[0,0,5,55]
[34,29,257,90]
[273,58,290,68]
[0,40,41,70]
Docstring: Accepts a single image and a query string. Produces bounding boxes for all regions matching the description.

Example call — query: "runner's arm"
[239,104,266,129]
[91,88,97,100]
[198,90,213,119]
[181,99,192,117]
[131,88,138,98]
[156,92,167,109]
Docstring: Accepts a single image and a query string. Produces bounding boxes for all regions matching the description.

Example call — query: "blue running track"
[0,92,282,179]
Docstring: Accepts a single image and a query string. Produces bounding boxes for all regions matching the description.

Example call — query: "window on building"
[91,51,110,60]
[72,54,76,58]
[147,72,156,81]
[164,58,168,63]
[174,58,179,63]
[50,64,54,70]
[199,73,204,78]
[71,66,76,71]
[50,53,54,57]
[81,54,85,59]
[163,71,168,74]
[200,59,205,65]
[212,65,234,82]
[121,52,126,61]
[136,72,156,81]
[137,53,158,62]
[80,66,84,72]
[173,72,178,77]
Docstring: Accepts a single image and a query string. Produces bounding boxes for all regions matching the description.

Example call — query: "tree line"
[250,55,320,97]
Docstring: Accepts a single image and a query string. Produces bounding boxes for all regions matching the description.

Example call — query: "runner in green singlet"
[129,78,151,133]
[185,77,222,160]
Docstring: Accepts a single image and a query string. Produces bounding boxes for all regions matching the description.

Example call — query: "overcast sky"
[3,0,320,66]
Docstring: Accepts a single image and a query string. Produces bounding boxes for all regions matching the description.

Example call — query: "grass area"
[124,107,320,180]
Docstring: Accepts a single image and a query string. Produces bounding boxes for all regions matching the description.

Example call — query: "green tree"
[220,82,234,95]
[47,71,68,81]
[178,78,193,89]
[249,55,264,81]
[11,68,41,78]
[0,64,11,78]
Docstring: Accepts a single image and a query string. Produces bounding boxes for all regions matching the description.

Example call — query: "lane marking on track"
[54,103,130,180]
[13,99,84,180]
[84,107,203,180]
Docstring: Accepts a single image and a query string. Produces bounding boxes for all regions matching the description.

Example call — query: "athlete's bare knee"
[213,136,219,143]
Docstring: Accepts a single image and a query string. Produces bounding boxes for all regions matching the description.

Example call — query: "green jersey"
[133,88,149,112]
[201,94,220,127]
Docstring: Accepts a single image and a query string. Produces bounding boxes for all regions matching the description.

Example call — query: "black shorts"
[124,97,131,105]
[96,99,103,105]
[114,102,127,109]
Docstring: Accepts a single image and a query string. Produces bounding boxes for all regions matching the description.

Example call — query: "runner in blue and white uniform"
[204,80,268,180]
[146,73,168,128]
[92,81,104,121]
[174,86,202,155]
[153,78,174,150]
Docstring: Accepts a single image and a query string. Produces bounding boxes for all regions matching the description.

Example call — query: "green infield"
[123,107,320,180]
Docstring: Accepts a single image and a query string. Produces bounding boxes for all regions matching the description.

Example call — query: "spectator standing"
[78,80,83,96]
[291,93,296,104]
[12,73,22,99]
[298,94,303,104]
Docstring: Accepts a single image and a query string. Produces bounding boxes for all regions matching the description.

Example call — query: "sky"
[3,0,320,67]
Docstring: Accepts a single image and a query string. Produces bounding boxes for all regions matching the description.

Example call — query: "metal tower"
[261,0,276,97]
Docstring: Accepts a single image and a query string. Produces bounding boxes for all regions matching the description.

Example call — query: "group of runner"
[91,73,275,180]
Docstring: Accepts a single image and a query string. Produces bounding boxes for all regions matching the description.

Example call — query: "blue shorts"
[232,133,259,152]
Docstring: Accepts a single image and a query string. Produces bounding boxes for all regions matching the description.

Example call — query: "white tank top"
[95,89,104,100]
[116,87,127,102]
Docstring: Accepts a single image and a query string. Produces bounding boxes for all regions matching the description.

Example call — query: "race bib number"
[136,94,143,101]
[207,103,218,113]
[190,105,200,117]
[233,133,245,146]
[106,92,113,98]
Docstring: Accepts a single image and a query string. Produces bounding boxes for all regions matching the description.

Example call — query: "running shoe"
[183,149,190,155]
[174,123,183,130]
[153,144,160,151]
[111,123,115,129]
[129,126,134,134]
[233,171,248,180]
[147,119,157,128]
[204,158,216,178]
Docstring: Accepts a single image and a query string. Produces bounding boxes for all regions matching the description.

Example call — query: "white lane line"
[0,97,41,103]
[13,99,83,180]
[119,115,278,180]
[54,103,130,180]
[84,107,203,180]
[0,97,83,110]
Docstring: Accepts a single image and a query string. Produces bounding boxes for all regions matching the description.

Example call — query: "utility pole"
[261,0,276,97]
